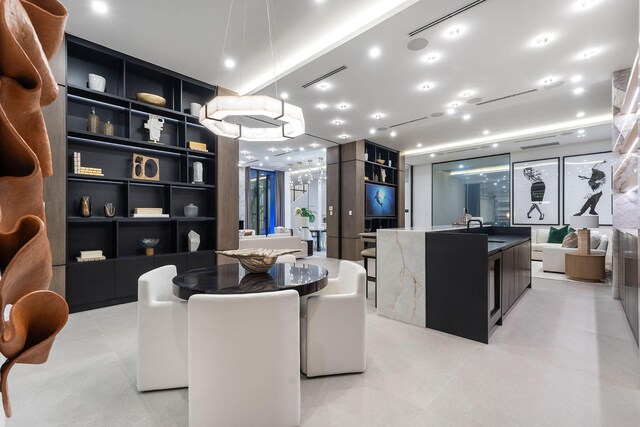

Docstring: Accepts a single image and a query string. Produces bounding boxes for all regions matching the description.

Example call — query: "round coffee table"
[565,252,605,282]
[172,263,329,300]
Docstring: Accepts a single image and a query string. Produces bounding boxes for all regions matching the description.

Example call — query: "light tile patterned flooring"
[6,257,640,426]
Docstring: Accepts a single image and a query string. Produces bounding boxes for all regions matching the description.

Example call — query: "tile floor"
[5,258,640,426]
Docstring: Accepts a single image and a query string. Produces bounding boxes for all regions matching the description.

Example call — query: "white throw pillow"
[590,231,601,249]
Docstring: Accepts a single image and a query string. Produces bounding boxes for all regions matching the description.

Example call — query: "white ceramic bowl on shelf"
[88,73,106,92]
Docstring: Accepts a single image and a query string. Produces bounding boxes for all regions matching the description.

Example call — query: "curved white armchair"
[188,291,300,427]
[301,260,367,377]
[137,265,188,392]
[276,254,297,263]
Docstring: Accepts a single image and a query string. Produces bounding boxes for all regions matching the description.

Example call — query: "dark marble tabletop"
[172,262,329,300]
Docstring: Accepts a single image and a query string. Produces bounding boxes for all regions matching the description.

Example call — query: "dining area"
[136,252,367,426]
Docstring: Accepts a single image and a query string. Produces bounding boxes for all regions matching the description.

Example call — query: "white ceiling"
[62,0,637,169]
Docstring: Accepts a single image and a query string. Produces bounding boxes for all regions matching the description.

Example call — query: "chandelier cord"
[264,0,278,98]
[217,0,236,93]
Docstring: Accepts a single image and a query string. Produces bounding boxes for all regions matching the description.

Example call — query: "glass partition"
[432,154,510,226]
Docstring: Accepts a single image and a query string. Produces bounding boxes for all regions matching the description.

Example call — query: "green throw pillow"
[547,225,572,244]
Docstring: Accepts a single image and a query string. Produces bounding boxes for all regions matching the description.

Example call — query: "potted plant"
[294,207,316,227]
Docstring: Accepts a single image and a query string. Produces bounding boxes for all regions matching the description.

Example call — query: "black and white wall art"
[563,152,612,225]
[512,158,560,225]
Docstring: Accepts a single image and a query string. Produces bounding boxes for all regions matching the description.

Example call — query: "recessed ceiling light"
[268,147,277,152]
[240,150,250,155]
[238,161,245,166]
[531,33,554,47]
[577,134,586,138]
[373,112,384,119]
[264,156,269,160]
[576,111,585,118]
[446,108,456,115]
[418,82,434,91]
[91,1,108,14]
[459,164,464,169]
[369,128,376,134]
[449,101,460,108]
[333,119,343,125]
[579,48,599,60]
[460,90,474,98]
[284,147,292,152]
[299,147,305,151]
[570,75,582,83]
[369,46,381,58]
[423,52,440,63]
[390,131,397,137]
[224,58,236,69]
[316,103,327,110]
[541,76,557,86]
[445,25,464,39]
[337,103,350,110]
[317,82,330,90]
[430,153,435,157]
[339,134,349,140]
[483,130,490,135]
[259,163,264,167]
[280,92,289,100]
[492,143,499,148]
[245,155,254,160]
[417,143,423,147]
[287,156,291,160]
[462,114,471,120]
[578,129,585,134]
[310,142,320,148]
[573,87,585,95]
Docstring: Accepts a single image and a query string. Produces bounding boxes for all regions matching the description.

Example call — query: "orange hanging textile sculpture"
[0,0,68,417]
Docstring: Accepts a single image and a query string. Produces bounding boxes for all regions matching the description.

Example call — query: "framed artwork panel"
[512,157,560,225]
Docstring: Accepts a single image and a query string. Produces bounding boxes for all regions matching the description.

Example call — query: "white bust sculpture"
[144,114,165,143]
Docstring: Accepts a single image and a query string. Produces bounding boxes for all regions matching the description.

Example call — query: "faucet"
[466,219,484,233]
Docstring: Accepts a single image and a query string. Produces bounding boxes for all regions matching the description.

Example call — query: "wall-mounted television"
[365,183,396,217]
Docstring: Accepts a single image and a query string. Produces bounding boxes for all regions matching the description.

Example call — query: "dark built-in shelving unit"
[65,36,218,312]
[364,141,399,232]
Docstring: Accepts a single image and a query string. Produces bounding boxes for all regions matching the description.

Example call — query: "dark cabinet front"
[501,241,531,315]
[502,247,514,313]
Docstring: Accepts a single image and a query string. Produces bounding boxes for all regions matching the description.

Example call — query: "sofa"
[536,229,609,273]
[239,234,308,258]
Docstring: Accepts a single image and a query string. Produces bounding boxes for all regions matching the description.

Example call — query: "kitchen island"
[377,226,531,343]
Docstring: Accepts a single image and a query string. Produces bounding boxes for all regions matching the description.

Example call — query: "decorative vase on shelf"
[364,152,368,162]
[103,203,116,218]
[188,230,200,252]
[184,204,198,217]
[381,169,386,183]
[388,160,392,167]
[88,73,106,92]
[87,107,100,133]
[192,162,204,184]
[80,196,92,217]
[190,102,202,116]
[103,119,114,136]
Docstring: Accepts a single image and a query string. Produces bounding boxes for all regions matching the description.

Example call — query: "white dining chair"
[301,260,367,377]
[137,265,188,391]
[188,290,301,427]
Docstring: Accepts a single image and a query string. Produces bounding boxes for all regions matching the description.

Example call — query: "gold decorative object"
[87,106,99,133]
[103,119,114,136]
[375,159,386,165]
[132,154,160,181]
[188,141,208,152]
[79,196,91,217]
[0,0,69,417]
[136,92,167,107]
[216,248,301,273]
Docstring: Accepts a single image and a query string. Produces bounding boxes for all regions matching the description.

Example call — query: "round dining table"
[172,262,329,300]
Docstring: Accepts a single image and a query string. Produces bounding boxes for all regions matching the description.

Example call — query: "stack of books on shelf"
[188,141,208,152]
[76,250,106,262]
[132,208,169,218]
[73,152,104,176]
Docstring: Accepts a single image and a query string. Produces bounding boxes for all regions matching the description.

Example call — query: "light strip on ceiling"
[403,114,612,157]
[449,165,510,176]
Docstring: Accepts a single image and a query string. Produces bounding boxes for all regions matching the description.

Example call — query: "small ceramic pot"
[104,203,116,218]
[88,73,106,92]
[190,102,202,116]
[184,204,199,218]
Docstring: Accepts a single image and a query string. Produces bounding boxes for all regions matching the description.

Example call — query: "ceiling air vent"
[512,134,557,144]
[389,115,429,128]
[476,89,538,106]
[302,66,348,88]
[520,142,560,150]
[408,0,488,37]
